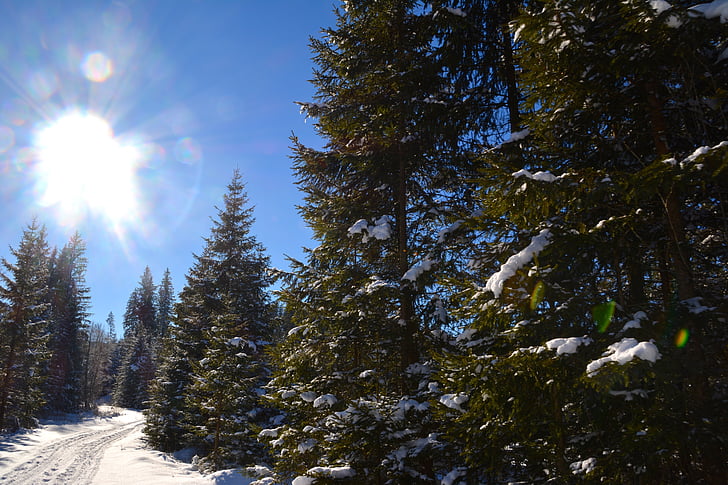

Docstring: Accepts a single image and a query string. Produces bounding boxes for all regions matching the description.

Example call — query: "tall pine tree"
[0,220,51,430]
[263,1,500,482]
[113,267,158,408]
[145,170,273,471]
[43,232,90,414]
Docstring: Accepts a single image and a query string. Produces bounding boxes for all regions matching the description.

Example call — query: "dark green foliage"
[113,267,159,409]
[145,170,273,471]
[43,232,90,414]
[438,1,728,483]
[262,1,503,482]
[0,220,52,430]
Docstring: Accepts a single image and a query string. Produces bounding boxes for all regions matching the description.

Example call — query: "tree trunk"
[645,82,695,301]
[396,156,418,377]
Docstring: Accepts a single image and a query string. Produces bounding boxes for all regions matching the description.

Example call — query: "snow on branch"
[545,336,593,355]
[663,141,728,169]
[439,393,468,412]
[512,168,559,182]
[586,338,661,376]
[347,216,393,243]
[690,0,728,23]
[402,259,436,282]
[293,466,357,484]
[485,229,552,298]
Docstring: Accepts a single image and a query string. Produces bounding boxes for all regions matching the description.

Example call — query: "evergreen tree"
[145,170,273,471]
[156,269,174,338]
[43,232,90,414]
[0,220,51,430]
[439,1,728,483]
[263,1,498,482]
[106,311,116,342]
[113,267,158,408]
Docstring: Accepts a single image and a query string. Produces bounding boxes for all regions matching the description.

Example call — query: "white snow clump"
[440,393,468,412]
[402,259,436,281]
[347,216,393,242]
[545,336,592,355]
[485,229,552,298]
[586,338,661,376]
[570,457,597,475]
[313,394,338,408]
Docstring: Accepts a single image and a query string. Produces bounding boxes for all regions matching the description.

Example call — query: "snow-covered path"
[0,408,239,485]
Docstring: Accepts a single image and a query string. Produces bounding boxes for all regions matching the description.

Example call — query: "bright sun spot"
[34,111,141,228]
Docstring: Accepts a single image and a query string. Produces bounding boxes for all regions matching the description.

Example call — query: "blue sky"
[0,1,337,329]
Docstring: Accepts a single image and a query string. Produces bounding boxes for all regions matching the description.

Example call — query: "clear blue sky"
[0,1,337,329]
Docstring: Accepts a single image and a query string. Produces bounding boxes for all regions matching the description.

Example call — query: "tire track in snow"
[0,417,143,485]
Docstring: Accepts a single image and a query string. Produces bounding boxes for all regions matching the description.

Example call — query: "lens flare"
[530,280,546,311]
[0,126,15,153]
[675,329,689,348]
[174,137,202,165]
[82,52,113,83]
[593,300,616,333]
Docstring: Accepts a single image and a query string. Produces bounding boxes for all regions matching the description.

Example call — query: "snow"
[227,337,243,347]
[312,394,338,408]
[294,466,356,483]
[0,407,255,484]
[683,296,714,314]
[437,220,463,243]
[503,128,530,144]
[545,336,592,355]
[586,338,661,376]
[445,7,466,17]
[512,168,558,182]
[441,468,467,485]
[650,0,672,14]
[691,0,728,22]
[485,229,552,298]
[609,389,648,401]
[347,216,393,243]
[300,391,317,402]
[570,457,597,475]
[620,311,648,332]
[402,259,435,281]
[439,393,468,412]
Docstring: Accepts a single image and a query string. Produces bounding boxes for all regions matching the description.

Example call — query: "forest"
[1,1,727,484]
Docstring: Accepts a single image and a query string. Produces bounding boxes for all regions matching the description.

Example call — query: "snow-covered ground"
[0,407,254,485]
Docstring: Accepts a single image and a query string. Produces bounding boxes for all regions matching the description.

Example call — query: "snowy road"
[0,408,241,485]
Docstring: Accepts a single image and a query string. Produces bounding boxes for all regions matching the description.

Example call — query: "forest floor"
[0,407,253,484]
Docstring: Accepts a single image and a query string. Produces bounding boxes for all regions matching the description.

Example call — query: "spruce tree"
[263,1,498,482]
[145,170,273,470]
[439,1,728,483]
[113,267,158,408]
[43,232,90,414]
[156,269,174,338]
[0,220,51,430]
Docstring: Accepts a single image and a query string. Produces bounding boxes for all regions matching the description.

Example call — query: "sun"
[33,111,142,228]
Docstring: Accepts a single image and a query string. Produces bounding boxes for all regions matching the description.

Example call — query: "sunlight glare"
[34,111,141,228]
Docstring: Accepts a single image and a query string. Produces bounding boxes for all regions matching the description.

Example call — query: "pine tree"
[43,232,90,414]
[156,269,174,338]
[113,267,158,408]
[263,1,499,482]
[145,170,273,470]
[439,1,728,483]
[0,220,51,430]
